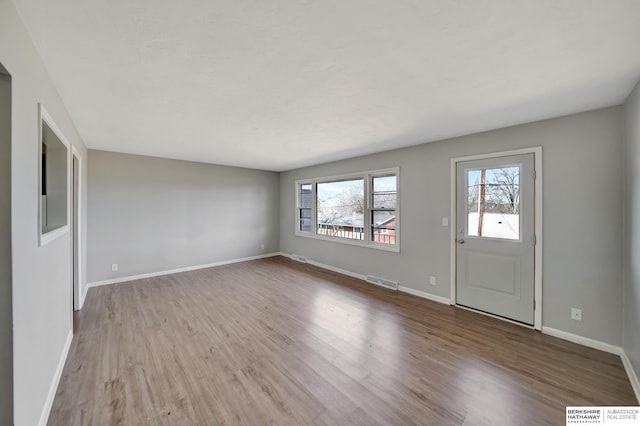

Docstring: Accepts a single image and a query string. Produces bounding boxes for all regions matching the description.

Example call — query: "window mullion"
[312,181,317,235]
[362,175,370,244]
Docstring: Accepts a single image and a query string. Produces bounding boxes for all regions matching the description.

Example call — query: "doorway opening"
[450,147,543,330]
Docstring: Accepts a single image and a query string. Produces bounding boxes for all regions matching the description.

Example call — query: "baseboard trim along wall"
[79,283,88,309]
[280,253,452,305]
[397,285,452,305]
[86,253,281,288]
[39,330,73,426]
[621,352,640,403]
[541,326,623,355]
[542,326,640,402]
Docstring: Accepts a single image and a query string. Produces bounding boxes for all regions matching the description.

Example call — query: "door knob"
[458,238,465,244]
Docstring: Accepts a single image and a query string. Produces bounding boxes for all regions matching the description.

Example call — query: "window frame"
[38,104,71,247]
[295,167,400,252]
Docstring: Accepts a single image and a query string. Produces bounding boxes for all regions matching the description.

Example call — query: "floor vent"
[291,254,308,263]
[366,275,398,291]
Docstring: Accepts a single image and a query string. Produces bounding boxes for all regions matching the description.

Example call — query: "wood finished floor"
[49,256,636,425]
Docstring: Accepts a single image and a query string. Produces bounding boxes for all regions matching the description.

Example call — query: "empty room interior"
[2,0,640,424]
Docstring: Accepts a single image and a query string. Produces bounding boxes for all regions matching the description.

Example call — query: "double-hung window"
[295,168,399,252]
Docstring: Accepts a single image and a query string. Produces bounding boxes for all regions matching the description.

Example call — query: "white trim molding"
[307,259,366,281]
[71,146,83,312]
[541,328,640,402]
[450,146,543,330]
[87,253,281,288]
[38,104,72,247]
[541,327,623,355]
[280,252,366,281]
[620,352,640,403]
[79,282,89,309]
[398,286,451,305]
[541,326,640,401]
[38,330,73,426]
[281,253,451,305]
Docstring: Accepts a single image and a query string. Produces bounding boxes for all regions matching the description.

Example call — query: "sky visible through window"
[467,166,518,187]
[317,179,363,207]
[373,175,396,193]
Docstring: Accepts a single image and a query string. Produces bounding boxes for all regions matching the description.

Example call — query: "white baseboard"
[38,329,73,426]
[280,252,366,281]
[86,253,281,288]
[281,253,450,305]
[621,352,640,403]
[398,286,451,305]
[79,283,88,309]
[541,326,623,355]
[306,259,366,281]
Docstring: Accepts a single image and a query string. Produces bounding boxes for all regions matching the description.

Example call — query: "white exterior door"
[456,154,535,324]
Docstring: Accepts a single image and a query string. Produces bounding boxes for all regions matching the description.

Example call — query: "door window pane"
[467,166,520,240]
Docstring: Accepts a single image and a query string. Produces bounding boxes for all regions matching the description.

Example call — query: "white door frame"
[450,147,543,330]
[71,146,82,312]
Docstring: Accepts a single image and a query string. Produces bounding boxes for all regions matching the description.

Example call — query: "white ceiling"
[13,0,640,171]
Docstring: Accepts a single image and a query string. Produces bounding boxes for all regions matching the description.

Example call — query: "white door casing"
[451,148,542,328]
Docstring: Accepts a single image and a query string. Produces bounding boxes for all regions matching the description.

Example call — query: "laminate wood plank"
[49,256,637,425]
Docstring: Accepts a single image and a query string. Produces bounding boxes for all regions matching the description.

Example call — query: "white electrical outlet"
[571,308,582,321]
[261,243,265,250]
[111,263,118,272]
[442,218,448,226]
[429,276,436,285]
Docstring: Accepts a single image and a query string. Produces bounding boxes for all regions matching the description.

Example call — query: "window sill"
[40,224,69,246]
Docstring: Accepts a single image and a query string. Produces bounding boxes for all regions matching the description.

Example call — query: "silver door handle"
[458,238,465,244]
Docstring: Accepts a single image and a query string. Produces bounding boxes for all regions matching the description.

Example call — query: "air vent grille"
[291,254,308,263]
[366,275,398,290]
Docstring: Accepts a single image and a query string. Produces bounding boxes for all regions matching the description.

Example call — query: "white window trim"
[295,167,400,253]
[39,104,71,247]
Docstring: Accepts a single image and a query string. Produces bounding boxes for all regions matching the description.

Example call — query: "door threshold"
[455,304,537,330]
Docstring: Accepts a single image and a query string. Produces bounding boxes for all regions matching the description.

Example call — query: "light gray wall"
[0,65,13,425]
[0,2,89,424]
[87,150,280,283]
[281,107,624,346]
[623,80,640,379]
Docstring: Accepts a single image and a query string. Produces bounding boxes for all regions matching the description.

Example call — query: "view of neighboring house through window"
[371,175,397,244]
[317,178,364,240]
[295,168,399,251]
